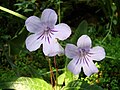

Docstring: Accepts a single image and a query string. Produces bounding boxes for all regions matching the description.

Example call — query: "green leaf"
[0,77,52,90]
[64,69,79,86]
[24,9,33,12]
[80,81,103,90]
[58,73,65,85]
[71,20,88,44]
[64,80,103,90]
[113,19,117,25]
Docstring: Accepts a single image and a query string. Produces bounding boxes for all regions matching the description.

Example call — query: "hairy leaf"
[0,77,52,90]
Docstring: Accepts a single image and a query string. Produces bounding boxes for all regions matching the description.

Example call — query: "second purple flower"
[65,35,105,76]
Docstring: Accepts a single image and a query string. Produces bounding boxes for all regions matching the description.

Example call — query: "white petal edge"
[65,44,79,59]
[89,46,105,61]
[83,57,98,77]
[25,16,44,33]
[77,35,92,49]
[43,39,64,56]
[67,57,82,75]
[54,23,71,40]
[25,34,43,51]
[41,9,57,28]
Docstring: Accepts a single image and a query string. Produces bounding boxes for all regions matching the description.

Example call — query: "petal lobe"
[54,23,71,40]
[77,35,92,49]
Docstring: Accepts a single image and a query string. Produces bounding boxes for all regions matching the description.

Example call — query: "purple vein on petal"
[76,58,79,65]
[48,34,52,38]
[45,36,47,41]
[83,56,89,67]
[88,52,94,55]
[76,57,82,65]
[50,32,54,35]
[37,32,44,40]
[51,29,58,32]
[47,37,50,44]
[41,35,44,40]
[86,56,91,67]
[87,54,92,57]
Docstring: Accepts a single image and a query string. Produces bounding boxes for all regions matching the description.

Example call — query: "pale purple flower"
[65,35,105,76]
[25,9,71,56]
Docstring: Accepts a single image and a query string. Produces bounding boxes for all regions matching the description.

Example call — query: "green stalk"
[105,55,116,59]
[58,0,61,23]
[102,16,113,43]
[0,6,27,20]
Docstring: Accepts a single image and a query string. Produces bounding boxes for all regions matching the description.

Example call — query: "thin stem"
[47,57,56,90]
[0,6,27,20]
[8,44,10,57]
[54,56,58,89]
[48,58,54,87]
[11,26,26,40]
[105,56,116,59]
[65,58,69,70]
[58,0,61,23]
[102,16,113,42]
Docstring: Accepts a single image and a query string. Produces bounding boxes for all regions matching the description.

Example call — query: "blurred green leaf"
[113,19,117,25]
[71,20,88,44]
[111,3,117,13]
[10,26,28,55]
[14,1,35,12]
[0,77,52,90]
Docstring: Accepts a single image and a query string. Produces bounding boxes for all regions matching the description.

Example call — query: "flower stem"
[0,6,27,20]
[48,58,53,87]
[54,56,58,89]
[47,57,55,90]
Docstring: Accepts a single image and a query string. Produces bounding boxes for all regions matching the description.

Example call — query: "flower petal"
[41,9,57,28]
[54,23,71,40]
[67,57,82,75]
[25,16,44,33]
[83,57,98,76]
[65,44,79,59]
[77,35,92,49]
[89,46,105,61]
[25,34,43,51]
[43,39,64,56]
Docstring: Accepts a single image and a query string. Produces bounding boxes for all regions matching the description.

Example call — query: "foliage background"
[0,0,120,90]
